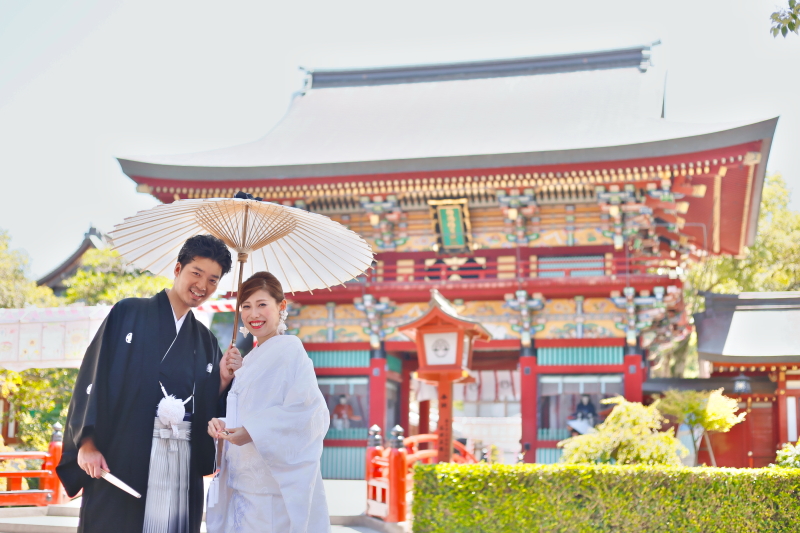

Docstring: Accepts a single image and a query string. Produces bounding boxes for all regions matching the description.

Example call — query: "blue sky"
[1,0,799,278]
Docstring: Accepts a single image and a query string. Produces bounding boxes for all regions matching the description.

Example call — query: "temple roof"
[644,377,776,396]
[37,227,109,296]
[118,45,777,182]
[695,292,800,363]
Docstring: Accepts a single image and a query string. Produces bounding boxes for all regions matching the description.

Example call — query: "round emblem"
[432,338,450,358]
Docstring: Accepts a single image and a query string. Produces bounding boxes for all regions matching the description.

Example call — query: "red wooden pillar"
[369,358,387,432]
[624,353,643,403]
[778,371,788,445]
[400,359,412,435]
[418,400,430,435]
[520,349,537,463]
[435,379,454,463]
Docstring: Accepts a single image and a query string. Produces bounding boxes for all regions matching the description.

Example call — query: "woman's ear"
[280,299,288,311]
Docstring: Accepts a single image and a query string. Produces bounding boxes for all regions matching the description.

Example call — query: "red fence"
[366,425,478,524]
[0,424,66,506]
[356,255,678,284]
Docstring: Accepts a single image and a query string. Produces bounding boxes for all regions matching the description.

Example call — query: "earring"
[277,307,288,335]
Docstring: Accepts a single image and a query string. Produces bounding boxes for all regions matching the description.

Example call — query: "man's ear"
[173,262,182,277]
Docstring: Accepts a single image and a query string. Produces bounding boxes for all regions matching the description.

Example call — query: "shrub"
[559,396,687,466]
[657,388,745,466]
[413,463,800,532]
[773,442,800,468]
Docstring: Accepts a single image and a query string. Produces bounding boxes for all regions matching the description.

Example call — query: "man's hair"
[177,235,233,275]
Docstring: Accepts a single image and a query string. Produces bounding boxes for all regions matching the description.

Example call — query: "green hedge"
[413,463,800,532]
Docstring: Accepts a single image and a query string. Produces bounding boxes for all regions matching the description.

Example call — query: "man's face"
[172,256,223,308]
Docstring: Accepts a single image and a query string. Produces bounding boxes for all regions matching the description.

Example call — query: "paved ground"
[323,479,367,516]
[0,479,378,533]
[0,518,381,533]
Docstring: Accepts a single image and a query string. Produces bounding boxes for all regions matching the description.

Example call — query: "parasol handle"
[228,255,247,376]
[228,205,250,377]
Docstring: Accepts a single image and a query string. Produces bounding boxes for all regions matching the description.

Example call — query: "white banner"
[0,306,111,371]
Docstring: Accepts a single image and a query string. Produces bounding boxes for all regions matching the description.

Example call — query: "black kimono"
[57,290,223,533]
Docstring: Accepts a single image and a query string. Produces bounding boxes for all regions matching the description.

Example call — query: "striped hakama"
[143,417,192,533]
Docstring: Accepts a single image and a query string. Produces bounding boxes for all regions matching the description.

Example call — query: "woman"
[206,272,330,533]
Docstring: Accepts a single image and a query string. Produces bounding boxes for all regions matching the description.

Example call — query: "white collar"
[172,307,188,335]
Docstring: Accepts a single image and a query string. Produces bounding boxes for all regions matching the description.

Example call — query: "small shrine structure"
[398,290,490,462]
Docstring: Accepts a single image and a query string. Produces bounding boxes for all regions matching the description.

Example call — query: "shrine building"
[117,44,777,475]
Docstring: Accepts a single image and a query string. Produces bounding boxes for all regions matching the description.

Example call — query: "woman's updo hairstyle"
[237,271,285,309]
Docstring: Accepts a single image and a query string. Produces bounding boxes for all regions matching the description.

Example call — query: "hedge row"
[412,463,800,532]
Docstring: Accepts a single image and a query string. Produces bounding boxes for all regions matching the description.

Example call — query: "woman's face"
[240,289,286,340]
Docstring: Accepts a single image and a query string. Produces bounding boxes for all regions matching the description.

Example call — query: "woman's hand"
[208,418,227,439]
[219,345,243,392]
[218,426,253,446]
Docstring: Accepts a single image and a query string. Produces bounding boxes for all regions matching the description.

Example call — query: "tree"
[559,396,687,466]
[772,0,800,37]
[0,369,77,450]
[656,388,745,466]
[0,229,59,309]
[64,248,171,305]
[0,228,66,449]
[654,175,800,379]
[0,243,171,450]
[687,174,800,296]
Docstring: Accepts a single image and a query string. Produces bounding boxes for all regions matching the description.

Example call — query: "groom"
[57,235,242,533]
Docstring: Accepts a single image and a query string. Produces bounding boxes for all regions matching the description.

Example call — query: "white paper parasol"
[110,195,374,344]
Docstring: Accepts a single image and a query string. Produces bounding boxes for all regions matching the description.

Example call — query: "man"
[57,235,242,533]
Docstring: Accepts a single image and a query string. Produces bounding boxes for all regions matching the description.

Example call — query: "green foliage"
[773,442,800,468]
[413,463,800,533]
[687,174,800,297]
[660,174,800,378]
[0,240,169,449]
[558,396,687,466]
[0,368,79,450]
[702,389,746,432]
[772,0,800,37]
[64,248,171,305]
[0,434,27,490]
[0,229,59,309]
[657,388,745,465]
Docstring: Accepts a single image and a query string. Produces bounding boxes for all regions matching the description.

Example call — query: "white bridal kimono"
[206,335,331,533]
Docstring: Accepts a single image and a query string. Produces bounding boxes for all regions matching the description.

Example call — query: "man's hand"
[219,345,243,393]
[77,437,109,479]
[218,426,252,447]
[208,418,227,439]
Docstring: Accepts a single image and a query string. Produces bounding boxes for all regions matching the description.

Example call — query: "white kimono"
[206,335,331,533]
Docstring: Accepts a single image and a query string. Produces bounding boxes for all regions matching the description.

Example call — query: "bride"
[206,272,330,533]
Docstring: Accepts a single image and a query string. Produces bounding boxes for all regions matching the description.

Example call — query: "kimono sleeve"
[240,343,330,533]
[56,305,119,497]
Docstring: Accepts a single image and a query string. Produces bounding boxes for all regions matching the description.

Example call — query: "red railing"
[0,424,67,506]
[366,425,478,524]
[354,255,677,285]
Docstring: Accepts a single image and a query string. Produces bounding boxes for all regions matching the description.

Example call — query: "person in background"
[331,394,362,429]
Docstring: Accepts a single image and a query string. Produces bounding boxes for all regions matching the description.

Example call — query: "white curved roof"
[118,46,777,181]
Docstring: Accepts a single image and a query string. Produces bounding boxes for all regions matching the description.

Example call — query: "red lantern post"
[398,290,491,463]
